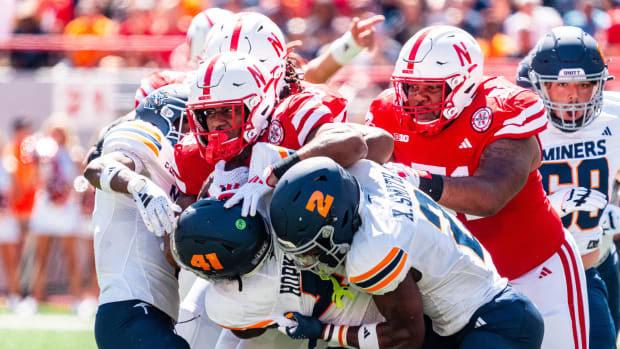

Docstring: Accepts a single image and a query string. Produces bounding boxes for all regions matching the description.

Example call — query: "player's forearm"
[439,174,518,217]
[339,321,422,349]
[297,125,368,168]
[349,123,393,164]
[303,52,342,84]
[84,153,137,194]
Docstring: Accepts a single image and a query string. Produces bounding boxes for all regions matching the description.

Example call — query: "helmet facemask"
[188,95,266,164]
[529,70,607,132]
[278,225,351,277]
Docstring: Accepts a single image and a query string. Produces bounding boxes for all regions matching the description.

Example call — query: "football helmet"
[187,51,276,164]
[203,12,287,100]
[171,198,272,281]
[392,25,484,135]
[529,26,609,132]
[135,83,189,146]
[270,157,361,277]
[186,8,234,64]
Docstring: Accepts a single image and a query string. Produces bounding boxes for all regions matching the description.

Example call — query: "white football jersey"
[205,245,383,331]
[345,160,507,336]
[539,91,620,261]
[93,119,180,320]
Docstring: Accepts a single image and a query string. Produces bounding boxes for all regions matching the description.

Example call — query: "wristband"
[418,172,444,202]
[322,324,349,347]
[271,153,301,179]
[329,31,363,65]
[357,323,380,349]
[100,162,129,193]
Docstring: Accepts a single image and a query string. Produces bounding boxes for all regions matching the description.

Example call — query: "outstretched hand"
[349,15,385,49]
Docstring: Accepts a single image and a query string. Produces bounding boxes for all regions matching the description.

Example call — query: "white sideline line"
[0,314,94,331]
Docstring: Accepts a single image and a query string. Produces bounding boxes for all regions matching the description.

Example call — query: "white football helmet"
[186,8,234,64]
[187,51,276,164]
[392,25,484,135]
[203,12,287,100]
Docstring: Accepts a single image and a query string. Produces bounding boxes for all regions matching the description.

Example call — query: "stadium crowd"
[4,0,620,68]
[3,1,620,349]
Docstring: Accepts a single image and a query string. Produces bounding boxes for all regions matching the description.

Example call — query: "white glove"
[202,160,249,199]
[600,204,620,236]
[383,162,420,188]
[224,143,293,216]
[224,165,274,217]
[128,175,181,237]
[547,187,608,217]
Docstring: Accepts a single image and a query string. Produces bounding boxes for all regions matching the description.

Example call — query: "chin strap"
[320,275,355,308]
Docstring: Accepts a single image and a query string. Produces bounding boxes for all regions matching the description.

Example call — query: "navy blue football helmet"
[270,157,361,276]
[529,26,609,132]
[171,198,272,281]
[136,83,189,145]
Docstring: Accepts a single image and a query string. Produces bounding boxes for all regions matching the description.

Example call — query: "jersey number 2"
[414,190,485,260]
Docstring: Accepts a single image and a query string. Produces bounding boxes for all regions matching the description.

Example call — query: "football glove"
[383,162,421,187]
[224,143,291,216]
[547,187,607,217]
[224,166,274,217]
[128,175,181,237]
[278,312,324,349]
[600,204,620,236]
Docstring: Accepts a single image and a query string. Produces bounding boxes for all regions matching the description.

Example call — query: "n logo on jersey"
[305,191,334,217]
[602,126,613,136]
[191,253,224,271]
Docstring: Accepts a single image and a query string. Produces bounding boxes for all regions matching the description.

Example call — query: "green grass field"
[0,301,96,349]
[0,329,96,349]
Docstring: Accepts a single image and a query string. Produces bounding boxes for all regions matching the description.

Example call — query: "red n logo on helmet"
[305,191,334,217]
[453,42,471,67]
[247,64,267,89]
[267,32,284,58]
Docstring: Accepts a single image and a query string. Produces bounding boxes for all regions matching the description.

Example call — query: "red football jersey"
[134,70,190,108]
[366,77,566,280]
[172,135,214,196]
[174,86,341,196]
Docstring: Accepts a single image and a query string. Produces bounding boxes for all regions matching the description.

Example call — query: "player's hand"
[383,162,423,187]
[601,204,620,236]
[278,312,324,349]
[548,187,607,217]
[349,15,385,49]
[128,175,181,237]
[224,166,275,217]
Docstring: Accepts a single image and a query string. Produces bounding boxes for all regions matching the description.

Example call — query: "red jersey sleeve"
[172,135,213,196]
[489,89,547,141]
[265,91,334,149]
[301,81,348,123]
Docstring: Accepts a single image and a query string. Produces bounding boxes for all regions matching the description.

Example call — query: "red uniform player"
[366,25,589,349]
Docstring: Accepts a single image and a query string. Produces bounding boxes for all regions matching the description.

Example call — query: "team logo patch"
[470,107,493,133]
[268,119,285,145]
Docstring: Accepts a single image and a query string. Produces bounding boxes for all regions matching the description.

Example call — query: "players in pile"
[171,197,386,349]
[365,25,589,348]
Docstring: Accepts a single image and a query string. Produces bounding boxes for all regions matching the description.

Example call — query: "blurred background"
[1,0,620,346]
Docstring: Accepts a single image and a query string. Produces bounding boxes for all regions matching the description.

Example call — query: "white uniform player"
[87,84,191,349]
[94,119,179,319]
[540,92,620,266]
[271,158,545,348]
[345,160,508,335]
